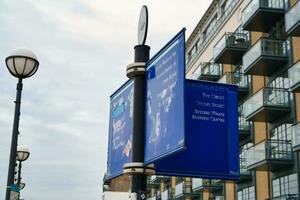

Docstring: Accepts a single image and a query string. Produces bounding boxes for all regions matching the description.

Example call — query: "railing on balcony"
[192,178,223,191]
[191,63,222,81]
[161,189,172,200]
[244,88,290,122]
[270,194,299,200]
[246,139,293,170]
[186,0,242,68]
[285,0,300,36]
[175,181,192,198]
[242,0,285,32]
[292,123,300,151]
[218,72,250,88]
[289,60,300,92]
[242,38,288,75]
[213,32,250,64]
[239,114,252,142]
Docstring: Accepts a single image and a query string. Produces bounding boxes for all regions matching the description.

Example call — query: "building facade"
[147,0,300,199]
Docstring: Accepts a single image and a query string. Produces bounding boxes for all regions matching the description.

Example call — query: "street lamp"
[5,48,39,200]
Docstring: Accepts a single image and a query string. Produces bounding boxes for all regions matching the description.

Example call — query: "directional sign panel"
[145,29,186,163]
[153,80,239,180]
[107,80,134,179]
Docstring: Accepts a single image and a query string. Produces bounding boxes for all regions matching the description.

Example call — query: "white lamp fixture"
[16,146,30,162]
[5,48,39,78]
[19,179,25,190]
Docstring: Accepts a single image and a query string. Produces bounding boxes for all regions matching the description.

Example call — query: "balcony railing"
[242,38,288,76]
[175,182,192,198]
[218,72,251,100]
[239,115,252,142]
[150,176,170,185]
[244,88,290,122]
[191,63,222,81]
[213,32,250,64]
[285,0,300,36]
[288,60,300,92]
[246,140,293,170]
[292,123,300,151]
[242,0,285,32]
[270,194,299,200]
[161,189,172,200]
[186,0,242,69]
[240,153,252,178]
[191,178,223,192]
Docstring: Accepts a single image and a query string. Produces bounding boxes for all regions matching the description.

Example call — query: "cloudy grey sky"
[0,1,211,199]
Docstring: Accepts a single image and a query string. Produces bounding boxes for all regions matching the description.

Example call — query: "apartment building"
[146,0,300,199]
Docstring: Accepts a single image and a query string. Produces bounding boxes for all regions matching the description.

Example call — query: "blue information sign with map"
[145,29,186,163]
[107,80,134,179]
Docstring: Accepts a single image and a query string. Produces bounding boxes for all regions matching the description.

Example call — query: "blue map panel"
[107,80,134,179]
[145,29,186,163]
[154,80,239,180]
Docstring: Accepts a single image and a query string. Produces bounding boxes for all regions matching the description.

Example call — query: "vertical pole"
[131,45,150,200]
[5,78,23,200]
[17,161,22,200]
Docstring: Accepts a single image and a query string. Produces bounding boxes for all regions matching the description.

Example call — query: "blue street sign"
[107,80,134,179]
[145,29,186,163]
[153,80,239,180]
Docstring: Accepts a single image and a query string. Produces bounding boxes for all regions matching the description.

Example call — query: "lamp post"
[16,146,30,200]
[5,48,39,200]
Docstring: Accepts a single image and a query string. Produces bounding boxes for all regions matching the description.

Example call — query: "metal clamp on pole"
[126,62,146,78]
[123,162,155,176]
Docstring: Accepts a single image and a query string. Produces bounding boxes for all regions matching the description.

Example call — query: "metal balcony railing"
[242,0,285,31]
[289,60,300,92]
[161,189,172,200]
[191,63,222,81]
[175,181,192,198]
[242,38,287,75]
[213,32,250,64]
[285,0,300,36]
[246,139,293,169]
[244,88,290,121]
[218,72,250,88]
[270,194,299,200]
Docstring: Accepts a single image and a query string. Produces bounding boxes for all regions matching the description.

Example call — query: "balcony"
[270,194,299,200]
[218,72,250,100]
[285,0,300,36]
[175,182,193,199]
[288,60,300,92]
[240,156,252,181]
[244,88,290,122]
[150,176,171,185]
[246,140,293,170]
[192,178,223,192]
[239,115,252,142]
[242,0,285,32]
[242,38,288,76]
[213,32,250,64]
[161,189,172,200]
[292,123,300,151]
[191,63,222,81]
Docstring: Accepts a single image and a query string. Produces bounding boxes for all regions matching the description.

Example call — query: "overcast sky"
[0,1,211,199]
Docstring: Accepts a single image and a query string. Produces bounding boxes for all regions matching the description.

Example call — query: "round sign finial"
[138,5,148,45]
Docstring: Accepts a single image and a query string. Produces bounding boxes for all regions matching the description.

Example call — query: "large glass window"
[272,173,298,198]
[238,186,256,200]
